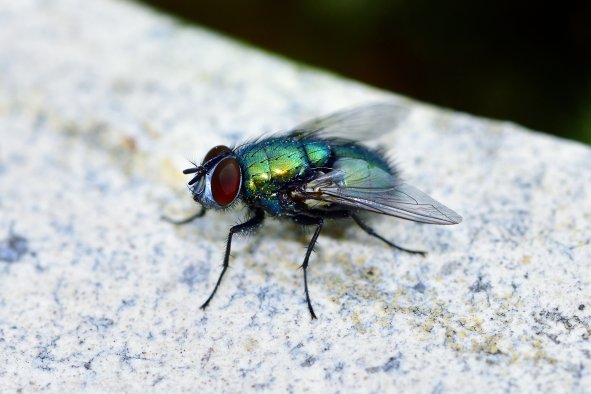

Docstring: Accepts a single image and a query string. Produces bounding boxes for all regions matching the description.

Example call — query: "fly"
[166,103,462,319]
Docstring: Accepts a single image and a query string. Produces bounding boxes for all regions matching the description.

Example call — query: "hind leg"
[351,214,426,256]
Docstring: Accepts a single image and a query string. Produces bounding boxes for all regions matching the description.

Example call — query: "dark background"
[137,0,591,144]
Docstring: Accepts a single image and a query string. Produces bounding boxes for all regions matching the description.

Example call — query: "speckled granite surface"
[1,0,590,392]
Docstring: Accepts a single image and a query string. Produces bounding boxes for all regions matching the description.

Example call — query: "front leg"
[201,208,265,310]
[162,206,206,225]
[293,215,324,319]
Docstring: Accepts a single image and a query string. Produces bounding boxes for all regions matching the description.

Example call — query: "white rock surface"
[1,0,590,392]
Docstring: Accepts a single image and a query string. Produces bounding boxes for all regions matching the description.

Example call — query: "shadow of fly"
[165,103,462,319]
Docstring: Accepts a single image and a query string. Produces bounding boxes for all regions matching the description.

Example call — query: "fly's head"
[184,145,242,209]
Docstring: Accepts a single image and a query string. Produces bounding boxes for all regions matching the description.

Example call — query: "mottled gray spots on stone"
[256,286,270,301]
[469,276,491,293]
[180,264,208,289]
[431,382,445,394]
[82,316,114,332]
[34,336,60,371]
[324,362,345,381]
[117,298,136,313]
[383,356,401,372]
[413,281,426,293]
[366,355,401,374]
[300,356,317,367]
[0,229,28,263]
[440,261,461,276]
[118,343,150,370]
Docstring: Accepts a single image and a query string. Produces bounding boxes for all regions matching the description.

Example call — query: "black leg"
[161,207,206,225]
[294,216,324,319]
[201,208,265,310]
[351,214,426,256]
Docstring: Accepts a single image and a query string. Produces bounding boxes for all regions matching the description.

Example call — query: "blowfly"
[167,103,462,319]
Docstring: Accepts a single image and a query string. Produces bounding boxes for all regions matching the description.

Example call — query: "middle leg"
[293,215,324,319]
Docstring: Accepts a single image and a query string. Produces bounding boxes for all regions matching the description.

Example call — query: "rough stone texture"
[1,0,590,393]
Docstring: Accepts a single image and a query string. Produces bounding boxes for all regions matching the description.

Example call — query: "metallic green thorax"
[236,137,330,209]
[235,137,394,215]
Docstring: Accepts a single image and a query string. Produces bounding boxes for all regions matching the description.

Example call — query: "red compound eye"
[203,145,231,164]
[211,157,241,207]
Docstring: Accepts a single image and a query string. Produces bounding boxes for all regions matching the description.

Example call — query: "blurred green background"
[138,0,591,144]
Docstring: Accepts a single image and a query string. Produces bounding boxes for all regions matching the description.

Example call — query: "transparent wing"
[297,158,462,225]
[289,102,409,140]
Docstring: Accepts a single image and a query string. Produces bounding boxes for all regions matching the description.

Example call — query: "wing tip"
[442,211,463,225]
